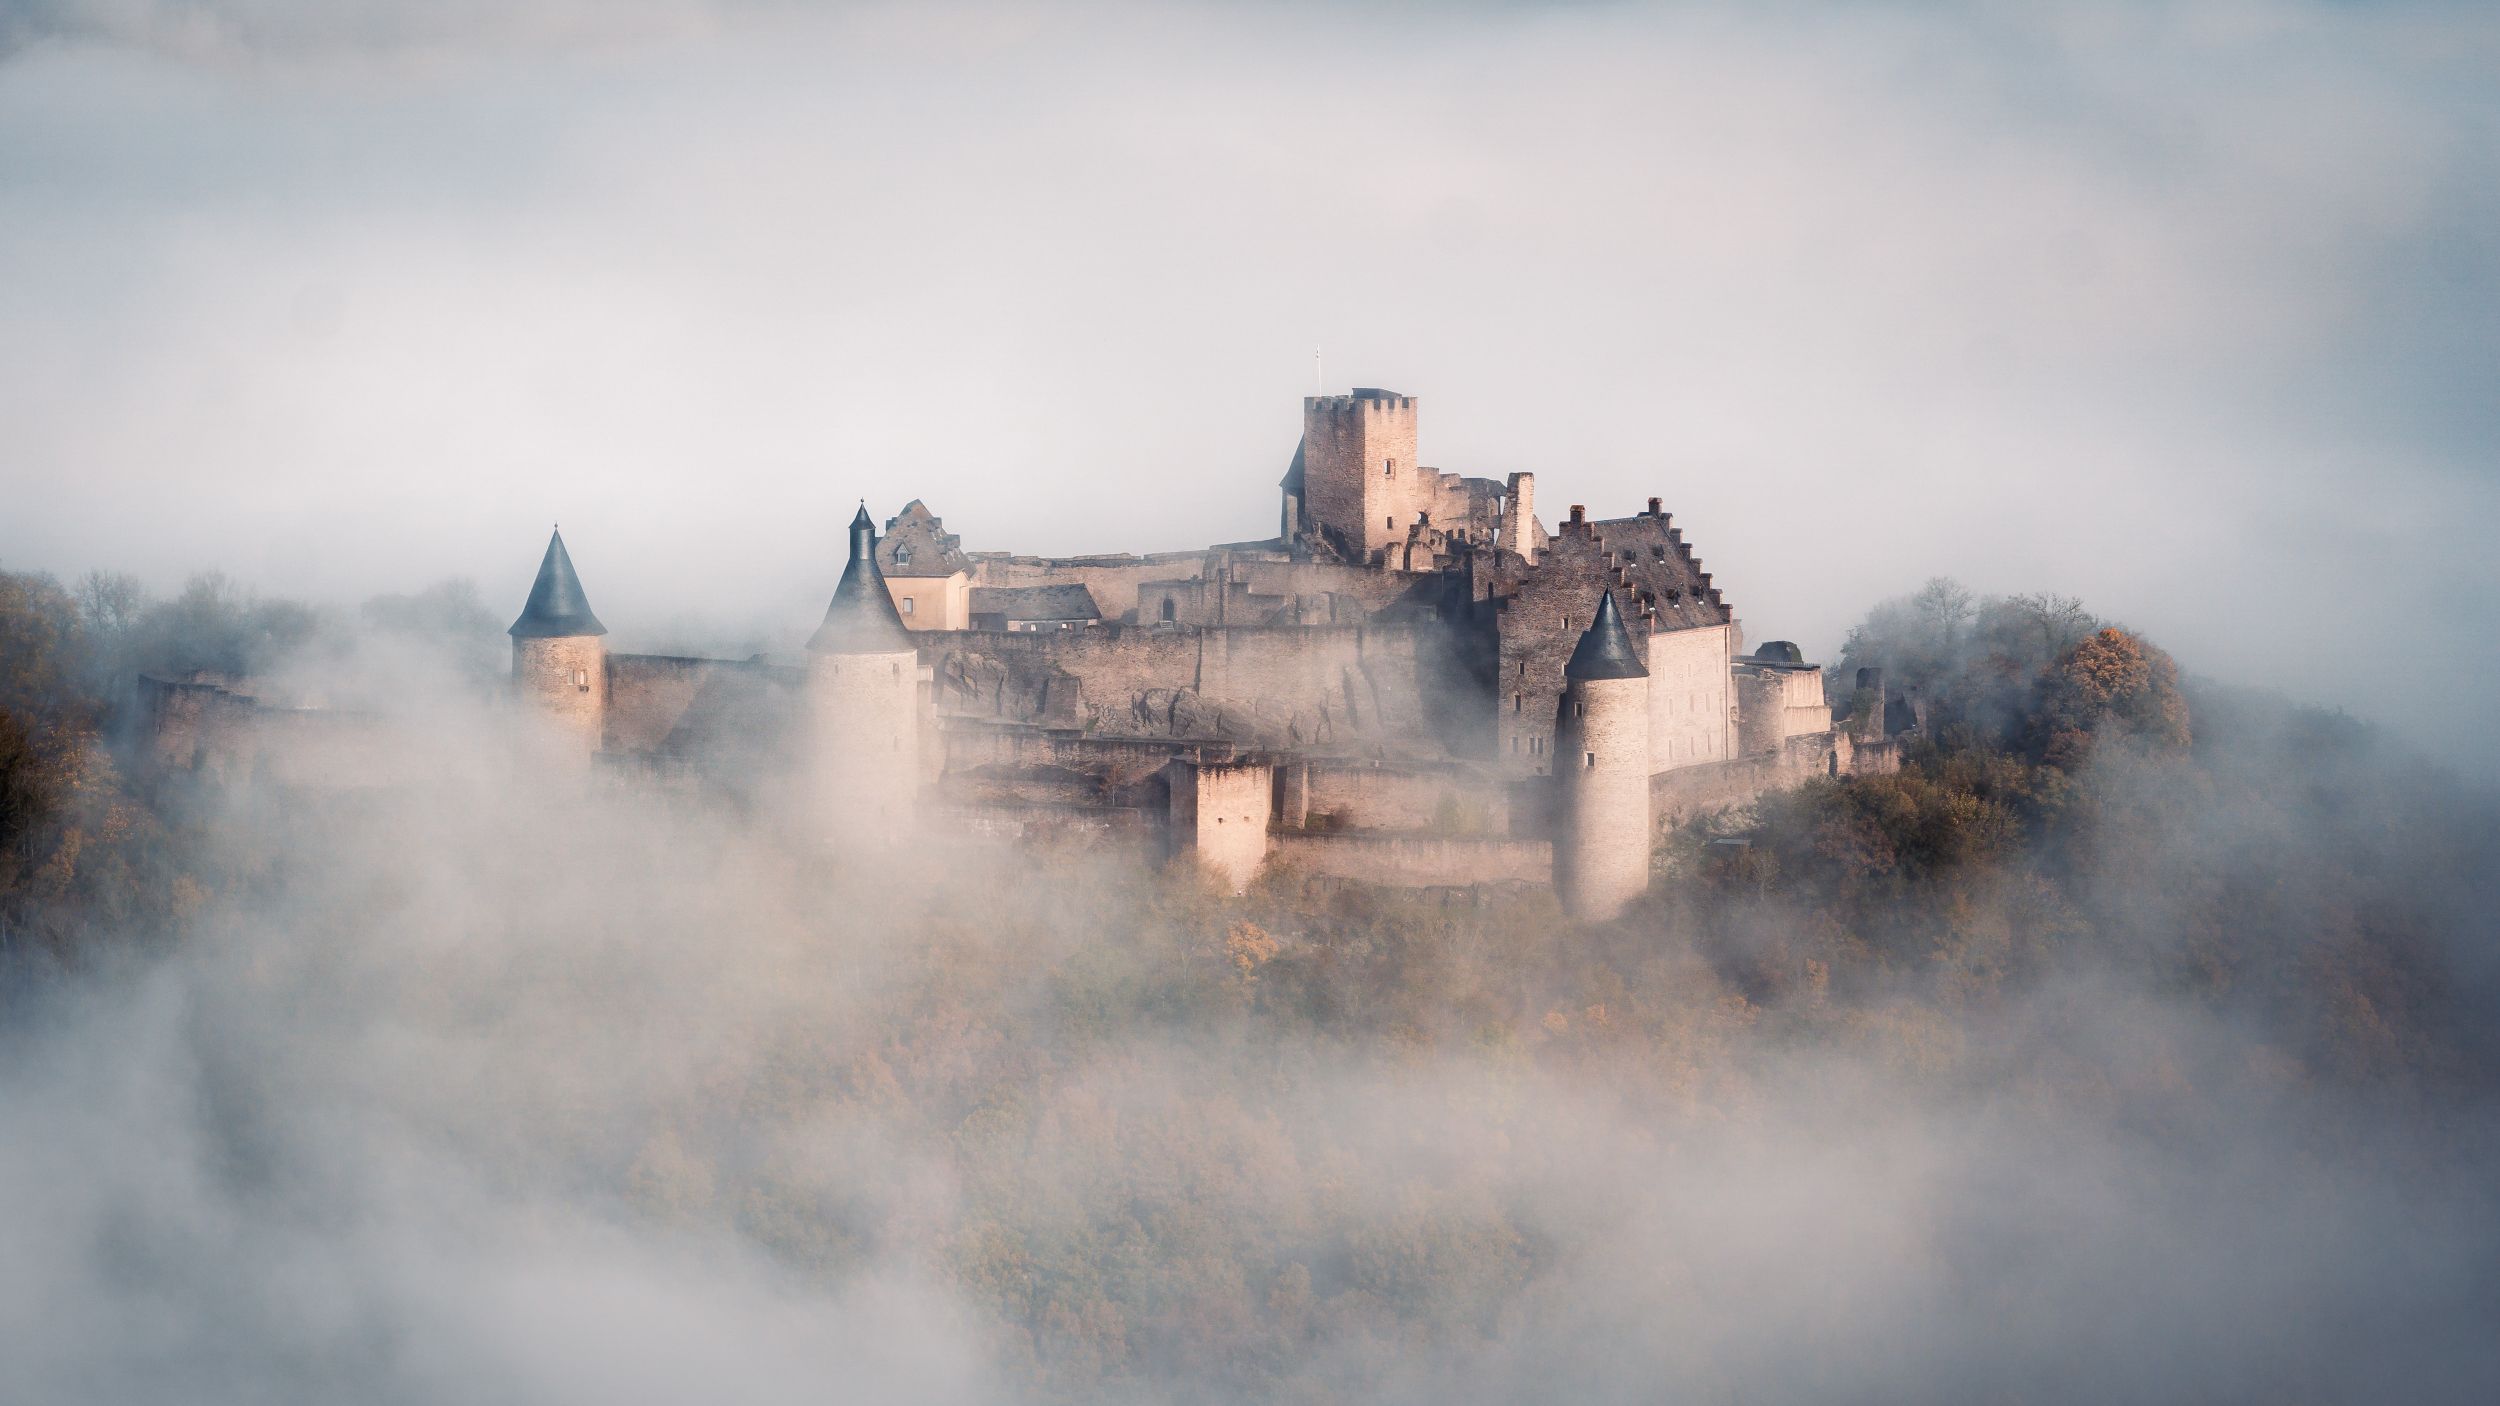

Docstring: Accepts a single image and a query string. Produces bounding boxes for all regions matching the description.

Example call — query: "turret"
[807,505,921,846]
[1554,591,1652,921]
[508,527,608,757]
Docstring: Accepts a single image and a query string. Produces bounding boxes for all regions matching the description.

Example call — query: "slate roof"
[1564,590,1648,680]
[807,506,915,654]
[970,584,1101,622]
[508,528,607,638]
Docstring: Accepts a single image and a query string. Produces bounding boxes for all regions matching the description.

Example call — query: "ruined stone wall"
[1302,391,1423,558]
[132,676,412,788]
[1554,672,1652,920]
[1500,473,1537,560]
[1299,761,1512,835]
[1649,729,1883,830]
[607,653,737,755]
[1270,833,1551,888]
[1647,623,1734,773]
[969,551,1209,622]
[926,624,1451,756]
[1733,666,1831,755]
[513,635,607,758]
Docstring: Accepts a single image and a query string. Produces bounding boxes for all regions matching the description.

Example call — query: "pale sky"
[2,1,2494,760]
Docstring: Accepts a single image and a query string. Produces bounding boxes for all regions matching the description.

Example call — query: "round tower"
[807,505,921,847]
[508,527,608,758]
[1554,590,1652,921]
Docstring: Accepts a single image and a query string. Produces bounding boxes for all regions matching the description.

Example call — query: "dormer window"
[895,545,913,566]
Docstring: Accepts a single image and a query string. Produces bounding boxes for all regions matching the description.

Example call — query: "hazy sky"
[2,1,2495,757]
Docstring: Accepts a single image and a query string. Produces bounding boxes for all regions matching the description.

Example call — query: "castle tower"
[508,527,608,757]
[1301,388,1421,559]
[1554,591,1652,921]
[806,505,921,847]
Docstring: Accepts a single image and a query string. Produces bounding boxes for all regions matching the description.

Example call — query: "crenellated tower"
[509,527,608,757]
[1553,590,1652,921]
[1300,388,1422,559]
[807,505,921,846]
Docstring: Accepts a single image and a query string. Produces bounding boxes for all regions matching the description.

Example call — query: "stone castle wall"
[969,550,1208,621]
[1647,623,1735,772]
[1270,832,1551,888]
[927,623,1453,756]
[607,653,737,755]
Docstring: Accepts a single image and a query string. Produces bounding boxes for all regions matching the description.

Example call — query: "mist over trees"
[1,565,2496,1401]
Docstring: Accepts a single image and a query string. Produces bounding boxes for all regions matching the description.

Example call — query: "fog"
[2,0,2497,762]
[1,621,2496,1401]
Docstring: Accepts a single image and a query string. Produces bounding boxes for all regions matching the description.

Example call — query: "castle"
[142,388,1906,920]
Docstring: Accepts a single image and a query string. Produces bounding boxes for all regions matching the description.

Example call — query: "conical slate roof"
[807,505,914,654]
[508,528,607,638]
[1565,591,1647,680]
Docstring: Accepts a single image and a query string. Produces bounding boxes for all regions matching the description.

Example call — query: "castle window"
[1512,736,1520,753]
[1513,694,1521,713]
[1160,598,1176,623]
[1386,517,1394,530]
[1585,751,1596,769]
[1384,459,1395,476]
[572,669,589,691]
[901,597,915,615]
[1574,701,1585,718]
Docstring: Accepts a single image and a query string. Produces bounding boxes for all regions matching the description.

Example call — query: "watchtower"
[1300,388,1422,559]
[508,527,608,758]
[1554,591,1652,921]
[807,505,921,847]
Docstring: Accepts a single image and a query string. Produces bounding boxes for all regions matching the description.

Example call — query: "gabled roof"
[508,528,607,638]
[1565,590,1647,680]
[807,506,915,654]
[878,499,972,579]
[970,584,1101,621]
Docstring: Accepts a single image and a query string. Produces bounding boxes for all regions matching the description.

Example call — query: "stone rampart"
[1269,833,1551,887]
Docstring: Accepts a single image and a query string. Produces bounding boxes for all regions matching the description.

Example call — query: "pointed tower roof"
[807,504,914,654]
[508,528,607,638]
[1565,590,1647,680]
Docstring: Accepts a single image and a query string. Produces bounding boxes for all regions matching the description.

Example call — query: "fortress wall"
[1270,833,1551,888]
[1300,761,1512,834]
[937,725,1194,791]
[133,677,409,788]
[607,654,736,755]
[1236,560,1430,611]
[969,551,1208,621]
[1647,623,1735,773]
[929,624,1445,753]
[1650,729,1859,830]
